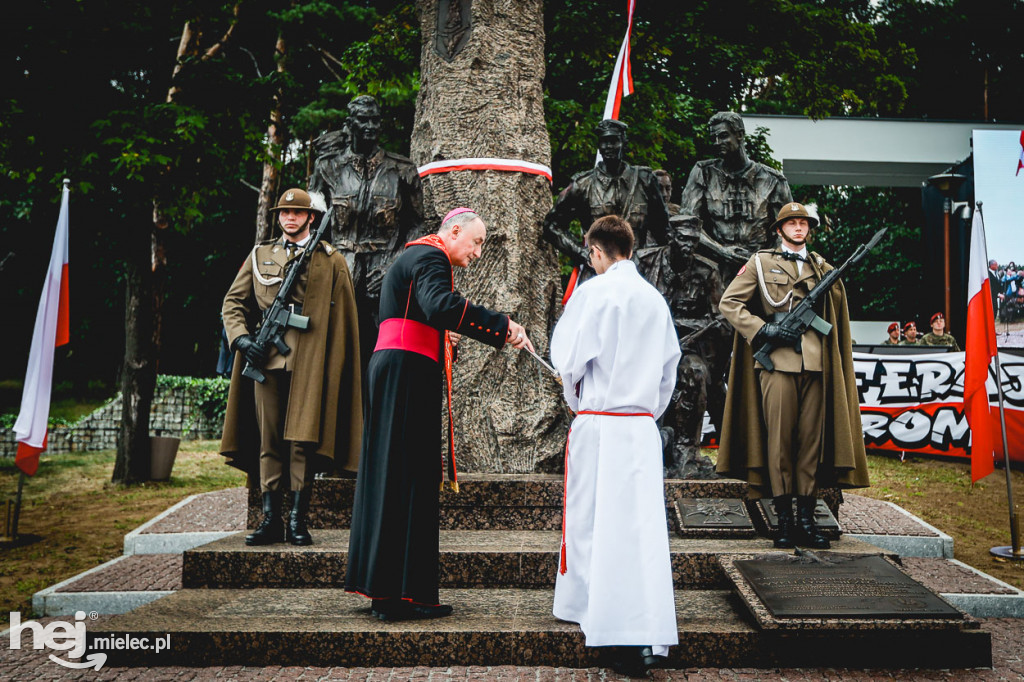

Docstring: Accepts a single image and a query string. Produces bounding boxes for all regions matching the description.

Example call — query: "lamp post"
[925,173,969,330]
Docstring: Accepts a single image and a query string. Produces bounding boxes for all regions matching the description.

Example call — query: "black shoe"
[285,489,313,546]
[796,496,831,549]
[605,646,648,678]
[406,603,454,620]
[772,495,795,549]
[245,491,283,546]
[639,646,667,670]
[371,599,408,621]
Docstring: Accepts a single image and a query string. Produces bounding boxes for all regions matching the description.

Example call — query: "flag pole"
[982,202,1023,560]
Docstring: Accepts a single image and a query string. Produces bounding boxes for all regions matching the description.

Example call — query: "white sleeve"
[550,288,601,412]
[654,306,682,419]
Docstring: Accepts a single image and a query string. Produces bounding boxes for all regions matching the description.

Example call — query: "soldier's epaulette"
[257,237,278,246]
[761,164,788,181]
[810,251,831,269]
[570,169,591,183]
[318,241,334,255]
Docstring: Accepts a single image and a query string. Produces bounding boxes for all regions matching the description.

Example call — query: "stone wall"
[1,380,226,458]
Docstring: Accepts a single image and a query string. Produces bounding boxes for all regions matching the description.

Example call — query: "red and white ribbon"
[602,0,636,121]
[418,157,552,182]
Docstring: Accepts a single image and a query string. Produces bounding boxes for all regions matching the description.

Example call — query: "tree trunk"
[113,214,156,484]
[256,31,287,243]
[412,0,566,473]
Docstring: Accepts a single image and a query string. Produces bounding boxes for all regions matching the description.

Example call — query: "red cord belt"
[560,410,655,574]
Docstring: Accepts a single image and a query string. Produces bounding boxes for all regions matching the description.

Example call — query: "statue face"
[597,134,624,165]
[349,106,381,148]
[658,174,672,204]
[711,122,742,159]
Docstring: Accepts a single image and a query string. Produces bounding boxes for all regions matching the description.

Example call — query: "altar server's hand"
[507,319,535,353]
[449,332,462,346]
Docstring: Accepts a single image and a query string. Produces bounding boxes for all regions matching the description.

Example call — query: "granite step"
[251,474,752,530]
[86,586,991,669]
[182,529,887,590]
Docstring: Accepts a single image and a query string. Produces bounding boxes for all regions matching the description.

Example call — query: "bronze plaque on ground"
[675,498,753,529]
[734,554,962,618]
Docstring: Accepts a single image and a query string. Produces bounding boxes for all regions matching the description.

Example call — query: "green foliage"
[156,375,230,434]
[0,413,78,430]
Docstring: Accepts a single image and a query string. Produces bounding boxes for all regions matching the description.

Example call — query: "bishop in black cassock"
[345,208,534,621]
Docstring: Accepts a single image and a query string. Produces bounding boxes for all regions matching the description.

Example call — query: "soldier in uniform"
[543,119,669,290]
[643,214,727,478]
[308,95,426,375]
[899,321,919,345]
[919,312,961,351]
[882,322,901,345]
[220,188,362,547]
[680,111,793,285]
[717,202,868,549]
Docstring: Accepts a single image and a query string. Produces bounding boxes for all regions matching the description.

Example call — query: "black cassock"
[345,243,509,605]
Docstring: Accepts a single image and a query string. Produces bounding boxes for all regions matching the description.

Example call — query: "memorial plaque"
[675,498,753,529]
[757,498,841,536]
[734,554,962,619]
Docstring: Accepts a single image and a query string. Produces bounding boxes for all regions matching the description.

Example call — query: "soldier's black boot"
[286,489,314,546]
[772,495,795,549]
[796,496,831,548]
[246,491,284,546]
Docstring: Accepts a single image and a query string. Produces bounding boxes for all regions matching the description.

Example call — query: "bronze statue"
[308,95,426,373]
[641,214,728,478]
[680,111,792,284]
[653,169,681,217]
[543,119,670,284]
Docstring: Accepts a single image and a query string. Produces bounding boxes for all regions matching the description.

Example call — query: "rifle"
[752,227,887,372]
[242,211,331,383]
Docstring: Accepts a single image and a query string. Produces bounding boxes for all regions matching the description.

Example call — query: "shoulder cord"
[250,246,284,286]
[753,253,793,309]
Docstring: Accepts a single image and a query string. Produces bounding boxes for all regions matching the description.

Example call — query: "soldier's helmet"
[270,188,326,214]
[770,202,819,232]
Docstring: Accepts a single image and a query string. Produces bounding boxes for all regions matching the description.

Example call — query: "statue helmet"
[770,202,819,232]
[270,188,325,215]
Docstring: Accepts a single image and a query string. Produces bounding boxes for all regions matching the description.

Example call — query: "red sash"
[560,410,656,575]
[404,235,460,492]
[374,318,441,361]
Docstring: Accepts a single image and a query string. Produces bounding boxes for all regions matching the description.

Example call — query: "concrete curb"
[940,558,1024,618]
[31,556,174,617]
[848,500,954,558]
[124,491,239,554]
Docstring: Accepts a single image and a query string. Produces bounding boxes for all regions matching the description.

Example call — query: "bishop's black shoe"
[406,603,454,620]
[370,599,407,621]
[604,646,649,678]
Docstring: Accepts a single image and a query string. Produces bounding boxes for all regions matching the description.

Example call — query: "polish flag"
[963,205,996,482]
[601,0,636,121]
[1017,130,1023,176]
[13,180,71,476]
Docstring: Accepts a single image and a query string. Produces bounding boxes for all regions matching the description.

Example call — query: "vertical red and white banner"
[964,205,997,482]
[601,0,636,121]
[1017,130,1023,176]
[13,179,71,476]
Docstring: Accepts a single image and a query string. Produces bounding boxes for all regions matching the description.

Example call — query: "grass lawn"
[0,440,245,628]
[1,442,1021,631]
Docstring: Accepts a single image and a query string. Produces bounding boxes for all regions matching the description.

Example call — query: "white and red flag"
[963,205,997,483]
[13,180,71,476]
[1017,130,1023,176]
[601,0,636,121]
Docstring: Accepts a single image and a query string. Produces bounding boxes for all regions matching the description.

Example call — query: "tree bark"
[412,0,566,473]
[256,32,288,243]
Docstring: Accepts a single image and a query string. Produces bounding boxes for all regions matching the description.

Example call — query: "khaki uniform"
[221,239,362,492]
[719,249,827,497]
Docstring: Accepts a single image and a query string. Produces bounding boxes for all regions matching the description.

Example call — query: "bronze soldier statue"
[642,214,727,478]
[308,95,426,373]
[543,119,669,287]
[680,111,792,284]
